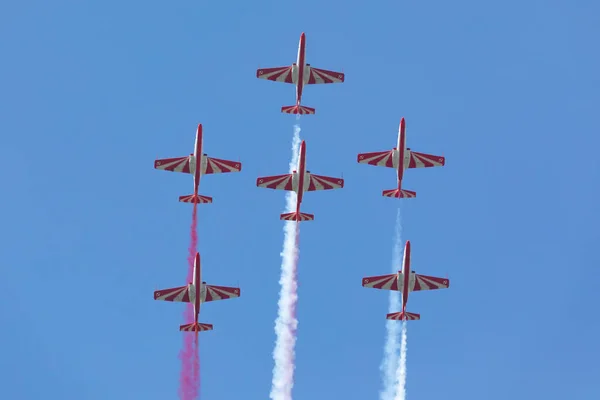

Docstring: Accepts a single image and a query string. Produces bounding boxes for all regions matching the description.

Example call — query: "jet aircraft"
[256,32,345,115]
[357,118,445,199]
[362,240,449,321]
[154,252,241,332]
[256,140,344,222]
[154,124,242,204]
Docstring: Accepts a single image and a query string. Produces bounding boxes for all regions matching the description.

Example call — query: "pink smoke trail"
[193,333,200,397]
[179,203,200,400]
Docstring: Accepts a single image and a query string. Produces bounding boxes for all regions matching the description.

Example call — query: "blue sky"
[1,0,599,398]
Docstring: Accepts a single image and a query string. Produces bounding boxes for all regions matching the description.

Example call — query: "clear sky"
[1,0,599,399]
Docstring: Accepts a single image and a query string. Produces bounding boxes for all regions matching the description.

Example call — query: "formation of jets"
[153,124,243,332]
[356,119,449,319]
[151,32,449,334]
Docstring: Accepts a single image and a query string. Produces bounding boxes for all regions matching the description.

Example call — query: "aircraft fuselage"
[295,32,307,105]
[295,140,308,213]
[192,124,204,195]
[400,240,412,313]
[396,118,407,189]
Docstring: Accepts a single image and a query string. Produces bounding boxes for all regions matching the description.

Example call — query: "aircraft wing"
[154,156,191,173]
[203,285,241,302]
[362,273,399,291]
[256,174,296,191]
[256,66,294,83]
[357,150,398,169]
[205,156,242,174]
[306,173,344,191]
[412,274,450,291]
[407,151,445,169]
[305,66,345,84]
[154,285,191,302]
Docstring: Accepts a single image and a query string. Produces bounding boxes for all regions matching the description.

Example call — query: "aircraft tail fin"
[382,188,416,199]
[179,194,213,204]
[386,311,420,321]
[179,322,213,332]
[281,105,316,115]
[280,211,314,222]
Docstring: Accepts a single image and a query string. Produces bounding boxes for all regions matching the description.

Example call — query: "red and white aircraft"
[357,118,445,199]
[362,240,449,321]
[154,124,242,204]
[154,252,241,332]
[256,32,345,115]
[256,140,344,222]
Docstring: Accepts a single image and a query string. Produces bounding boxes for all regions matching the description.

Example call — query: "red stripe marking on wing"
[154,285,191,302]
[408,151,445,168]
[256,66,294,83]
[256,174,294,191]
[154,156,191,173]
[205,157,242,174]
[203,285,241,302]
[362,273,399,291]
[413,274,449,291]
[307,174,344,191]
[357,150,396,168]
[306,67,345,84]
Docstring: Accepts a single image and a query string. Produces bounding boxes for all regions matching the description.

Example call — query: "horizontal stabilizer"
[281,105,316,115]
[179,322,213,332]
[179,194,213,204]
[280,211,315,222]
[382,189,416,199]
[386,311,420,321]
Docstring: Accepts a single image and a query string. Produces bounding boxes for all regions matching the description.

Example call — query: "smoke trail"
[179,203,199,400]
[394,322,408,400]
[270,123,301,400]
[380,208,403,400]
[191,332,200,400]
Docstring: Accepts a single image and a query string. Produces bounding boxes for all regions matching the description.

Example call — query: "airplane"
[154,123,242,204]
[357,117,445,199]
[256,140,344,222]
[256,32,345,115]
[361,240,449,321]
[153,252,241,332]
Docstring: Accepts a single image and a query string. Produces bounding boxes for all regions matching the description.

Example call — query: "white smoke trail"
[394,321,408,400]
[380,208,403,400]
[270,122,302,400]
